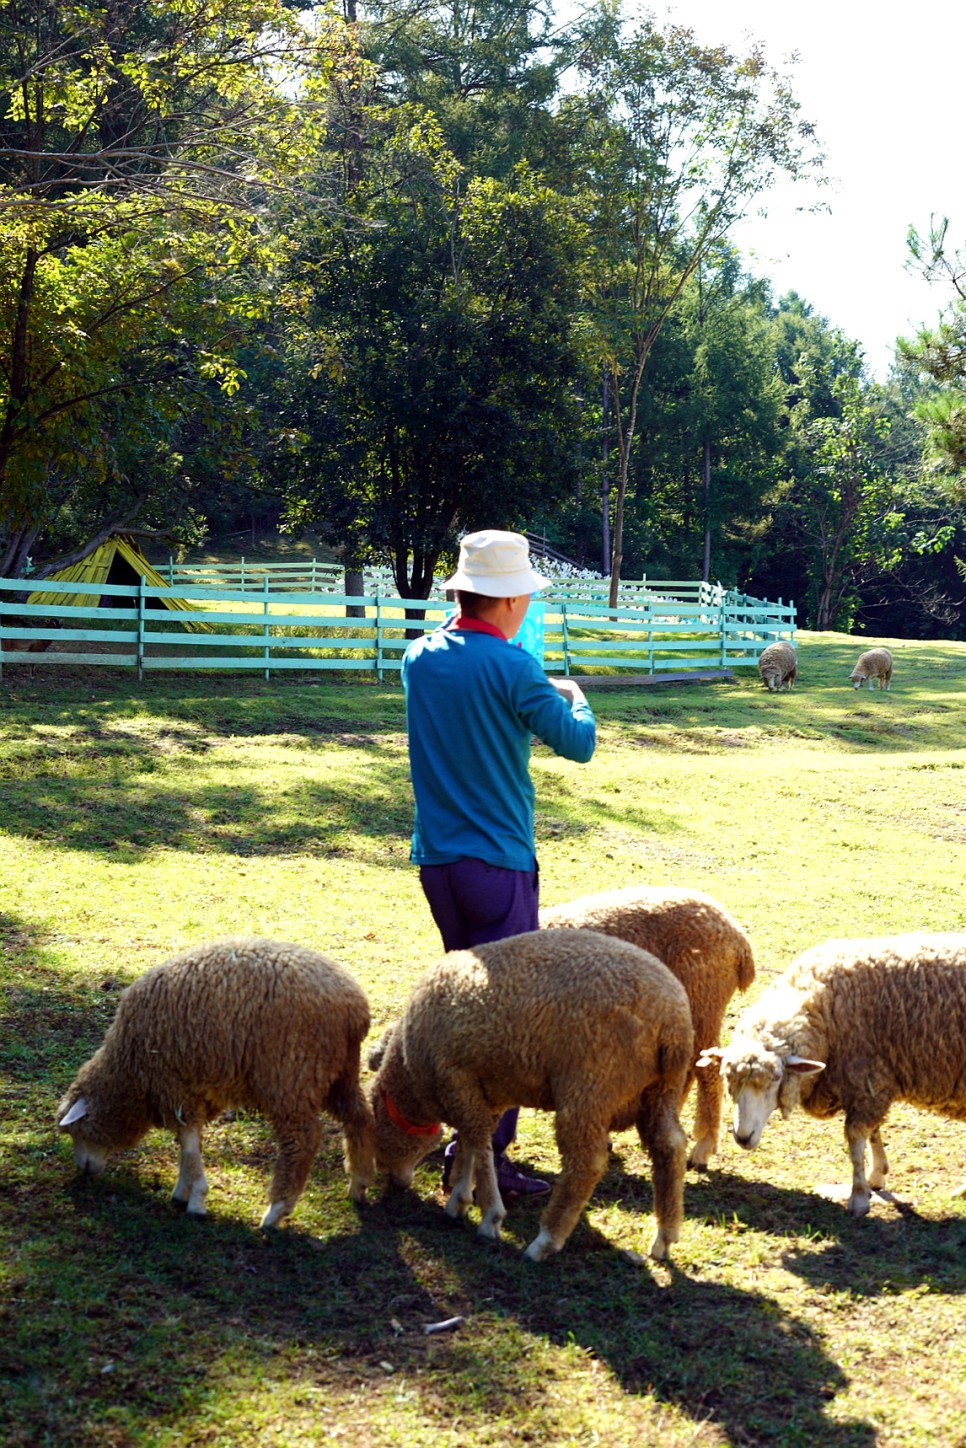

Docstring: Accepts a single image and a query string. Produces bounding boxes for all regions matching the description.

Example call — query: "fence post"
[375,590,383,681]
[561,603,570,676]
[263,574,271,681]
[137,576,146,682]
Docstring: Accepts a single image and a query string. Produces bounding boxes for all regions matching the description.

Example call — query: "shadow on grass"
[0,700,677,862]
[2,1135,880,1448]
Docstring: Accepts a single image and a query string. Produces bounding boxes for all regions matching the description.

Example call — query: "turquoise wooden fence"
[0,575,796,680]
[161,558,346,592]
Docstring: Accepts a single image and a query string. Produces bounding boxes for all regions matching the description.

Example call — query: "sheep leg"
[868,1126,889,1191]
[636,1090,687,1260]
[262,1116,323,1229]
[687,1063,722,1170]
[173,1126,209,1216]
[332,1083,376,1204]
[445,1138,478,1220]
[473,1146,507,1242]
[525,1108,608,1263]
[844,1114,874,1217]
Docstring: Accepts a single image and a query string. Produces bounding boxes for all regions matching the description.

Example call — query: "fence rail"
[1,574,796,680]
[156,559,755,610]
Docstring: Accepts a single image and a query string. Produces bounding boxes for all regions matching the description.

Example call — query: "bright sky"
[654,1,965,380]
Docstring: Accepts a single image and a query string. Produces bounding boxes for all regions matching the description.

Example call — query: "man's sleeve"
[511,654,596,762]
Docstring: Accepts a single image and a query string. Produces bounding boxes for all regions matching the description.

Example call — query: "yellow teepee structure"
[28,535,208,627]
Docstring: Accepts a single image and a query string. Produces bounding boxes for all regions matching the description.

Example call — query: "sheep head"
[696,1045,825,1148]
[369,1085,442,1186]
[56,1081,147,1173]
[57,1093,115,1174]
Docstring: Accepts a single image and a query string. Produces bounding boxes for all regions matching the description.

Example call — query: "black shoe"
[494,1156,551,1197]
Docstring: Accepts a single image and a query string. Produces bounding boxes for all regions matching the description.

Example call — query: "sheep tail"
[736,939,756,993]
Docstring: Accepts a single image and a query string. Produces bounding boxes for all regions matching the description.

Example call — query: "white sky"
[653,0,965,379]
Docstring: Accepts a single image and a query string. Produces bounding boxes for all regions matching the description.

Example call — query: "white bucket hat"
[443,530,550,597]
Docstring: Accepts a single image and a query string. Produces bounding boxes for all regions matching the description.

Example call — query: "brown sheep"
[57,937,375,1227]
[540,885,755,1168]
[367,928,693,1262]
[757,640,797,691]
[849,646,893,690]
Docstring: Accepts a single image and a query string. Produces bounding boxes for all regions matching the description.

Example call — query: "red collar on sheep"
[382,1090,440,1137]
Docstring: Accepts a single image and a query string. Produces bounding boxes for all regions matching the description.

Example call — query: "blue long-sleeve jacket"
[402,626,596,871]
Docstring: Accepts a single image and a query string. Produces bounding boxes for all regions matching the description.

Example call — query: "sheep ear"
[785,1056,825,1076]
[367,1026,395,1072]
[59,1097,89,1127]
[695,1048,724,1070]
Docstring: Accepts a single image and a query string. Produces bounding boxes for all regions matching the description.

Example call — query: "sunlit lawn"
[1,628,965,1446]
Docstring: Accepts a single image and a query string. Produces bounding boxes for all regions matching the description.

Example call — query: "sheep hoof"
[445,1189,473,1220]
[477,1212,504,1243]
[260,1202,291,1229]
[347,1175,369,1204]
[649,1226,677,1260]
[687,1142,714,1171]
[185,1202,209,1218]
[846,1190,872,1218]
[523,1228,558,1262]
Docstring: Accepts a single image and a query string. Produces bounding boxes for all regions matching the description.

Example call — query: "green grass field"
[2,629,965,1446]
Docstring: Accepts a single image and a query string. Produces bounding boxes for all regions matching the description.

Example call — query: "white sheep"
[849,646,893,690]
[757,640,797,692]
[57,937,375,1226]
[540,885,755,1168]
[367,927,693,1262]
[697,933,966,1216]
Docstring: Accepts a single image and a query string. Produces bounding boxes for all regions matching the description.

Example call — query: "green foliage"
[558,9,824,600]
[278,110,590,593]
[0,0,346,573]
[901,218,966,482]
[360,0,565,178]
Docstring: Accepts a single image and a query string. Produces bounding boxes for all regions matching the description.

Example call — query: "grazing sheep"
[540,886,755,1168]
[849,646,893,690]
[757,640,797,692]
[57,937,375,1226]
[368,928,693,1262]
[697,933,966,1216]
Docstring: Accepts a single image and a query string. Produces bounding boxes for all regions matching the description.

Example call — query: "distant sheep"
[849,647,893,690]
[757,641,797,692]
[368,928,693,1262]
[57,937,375,1226]
[540,886,755,1168]
[698,933,966,1216]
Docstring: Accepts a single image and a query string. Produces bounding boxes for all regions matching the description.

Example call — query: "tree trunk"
[344,569,366,619]
[701,429,712,583]
[601,367,611,577]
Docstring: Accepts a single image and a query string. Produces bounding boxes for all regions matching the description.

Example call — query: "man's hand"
[550,676,588,707]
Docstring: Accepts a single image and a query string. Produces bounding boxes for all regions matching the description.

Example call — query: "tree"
[278,107,589,597]
[563,9,821,603]
[899,218,966,484]
[358,0,565,179]
[789,369,904,631]
[0,0,343,577]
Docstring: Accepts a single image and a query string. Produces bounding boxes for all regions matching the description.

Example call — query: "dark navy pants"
[419,857,539,1153]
